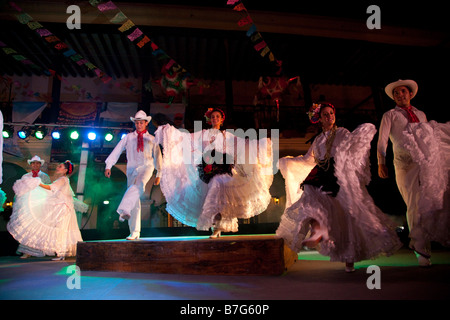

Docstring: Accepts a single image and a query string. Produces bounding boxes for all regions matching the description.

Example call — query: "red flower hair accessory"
[64,160,74,175]
[307,103,335,124]
[204,108,225,125]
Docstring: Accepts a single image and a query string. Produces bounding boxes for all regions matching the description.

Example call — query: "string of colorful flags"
[89,0,193,103]
[227,0,283,75]
[4,2,150,101]
[9,1,112,84]
[4,0,291,106]
[89,0,152,49]
[0,40,51,77]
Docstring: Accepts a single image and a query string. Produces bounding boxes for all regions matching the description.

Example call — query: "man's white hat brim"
[27,155,45,165]
[385,79,418,100]
[130,110,152,122]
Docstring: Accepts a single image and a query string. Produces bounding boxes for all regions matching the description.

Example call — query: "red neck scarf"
[136,130,147,152]
[32,170,39,177]
[398,105,420,123]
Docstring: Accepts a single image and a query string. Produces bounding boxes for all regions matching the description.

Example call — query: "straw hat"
[130,110,152,122]
[27,155,45,165]
[385,79,418,100]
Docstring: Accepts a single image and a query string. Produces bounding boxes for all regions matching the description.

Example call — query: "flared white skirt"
[7,186,82,257]
[277,185,402,262]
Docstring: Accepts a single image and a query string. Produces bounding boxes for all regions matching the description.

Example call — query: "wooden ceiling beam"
[1,1,446,48]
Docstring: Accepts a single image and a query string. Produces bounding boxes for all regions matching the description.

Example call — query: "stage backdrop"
[99,102,138,127]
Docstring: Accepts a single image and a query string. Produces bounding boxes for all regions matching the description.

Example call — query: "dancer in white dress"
[378,79,450,266]
[276,103,402,272]
[15,155,51,257]
[7,161,86,260]
[155,108,273,238]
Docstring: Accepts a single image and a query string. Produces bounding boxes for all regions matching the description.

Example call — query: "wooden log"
[76,235,297,276]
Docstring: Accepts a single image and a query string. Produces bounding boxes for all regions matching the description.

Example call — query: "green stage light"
[34,126,47,140]
[2,125,13,139]
[104,132,114,142]
[70,130,80,140]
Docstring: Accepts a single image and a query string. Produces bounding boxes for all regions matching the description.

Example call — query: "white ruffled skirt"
[196,164,273,232]
[277,185,402,262]
[7,178,82,257]
[402,121,450,247]
[156,124,273,232]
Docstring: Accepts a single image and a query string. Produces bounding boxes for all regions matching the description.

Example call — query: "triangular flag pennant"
[118,19,135,32]
[254,41,266,52]
[98,1,118,12]
[246,24,257,37]
[110,12,127,23]
[233,3,246,11]
[238,15,253,27]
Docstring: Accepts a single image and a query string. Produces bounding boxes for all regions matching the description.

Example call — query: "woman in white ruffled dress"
[276,103,402,272]
[7,160,87,260]
[155,108,273,238]
[400,120,450,250]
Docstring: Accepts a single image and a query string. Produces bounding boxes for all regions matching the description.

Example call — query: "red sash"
[136,130,147,152]
[398,105,419,123]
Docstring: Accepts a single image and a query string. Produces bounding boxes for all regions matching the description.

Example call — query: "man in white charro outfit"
[105,111,162,240]
[24,155,52,184]
[377,79,431,266]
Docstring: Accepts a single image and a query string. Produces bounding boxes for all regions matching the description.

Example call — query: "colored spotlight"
[2,125,13,139]
[119,130,129,139]
[87,131,97,141]
[70,130,80,140]
[104,132,114,142]
[17,127,31,140]
[34,126,47,140]
[51,131,61,140]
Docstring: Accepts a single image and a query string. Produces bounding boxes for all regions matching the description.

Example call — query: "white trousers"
[117,166,154,234]
[395,161,430,255]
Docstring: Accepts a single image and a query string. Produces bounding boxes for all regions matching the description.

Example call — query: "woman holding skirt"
[8,160,87,260]
[276,103,402,272]
[155,107,273,238]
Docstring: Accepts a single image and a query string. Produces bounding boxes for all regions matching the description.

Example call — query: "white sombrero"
[130,110,152,122]
[27,155,45,165]
[385,79,418,100]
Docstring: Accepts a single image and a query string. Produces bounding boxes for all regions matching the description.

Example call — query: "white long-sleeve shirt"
[105,131,162,177]
[377,106,427,166]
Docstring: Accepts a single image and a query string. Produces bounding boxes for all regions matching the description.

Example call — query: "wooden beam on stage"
[76,235,298,276]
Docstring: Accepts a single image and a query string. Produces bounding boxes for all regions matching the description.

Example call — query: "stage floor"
[0,237,450,301]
